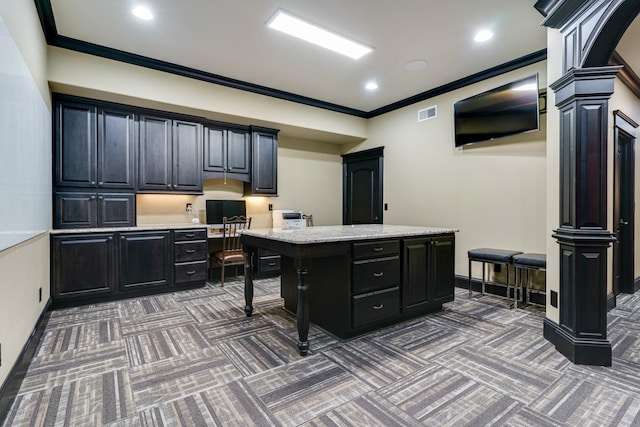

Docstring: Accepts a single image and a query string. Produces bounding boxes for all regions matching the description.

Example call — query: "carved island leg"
[244,247,255,317]
[296,261,310,356]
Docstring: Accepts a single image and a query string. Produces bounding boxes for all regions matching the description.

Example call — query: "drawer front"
[352,240,399,260]
[352,287,400,329]
[174,229,207,242]
[352,257,400,294]
[259,255,281,273]
[174,241,207,262]
[175,260,207,283]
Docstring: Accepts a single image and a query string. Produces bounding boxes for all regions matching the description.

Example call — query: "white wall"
[352,62,548,280]
[0,1,50,389]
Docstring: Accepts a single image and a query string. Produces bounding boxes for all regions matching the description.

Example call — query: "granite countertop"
[241,224,458,244]
[49,223,208,234]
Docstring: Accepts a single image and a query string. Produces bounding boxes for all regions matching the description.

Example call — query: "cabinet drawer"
[352,287,399,328]
[352,240,399,260]
[174,229,207,242]
[174,241,207,262]
[352,257,400,294]
[175,260,207,284]
[259,256,281,272]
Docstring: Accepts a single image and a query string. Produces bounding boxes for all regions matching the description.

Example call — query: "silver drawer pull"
[268,262,277,266]
[186,249,196,253]
[185,233,195,238]
[186,270,196,275]
[373,272,384,277]
[372,304,384,310]
[372,247,384,252]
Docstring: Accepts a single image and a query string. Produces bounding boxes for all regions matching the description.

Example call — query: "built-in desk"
[241,225,457,355]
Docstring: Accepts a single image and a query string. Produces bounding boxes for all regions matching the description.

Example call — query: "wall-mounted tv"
[206,199,246,225]
[454,74,540,148]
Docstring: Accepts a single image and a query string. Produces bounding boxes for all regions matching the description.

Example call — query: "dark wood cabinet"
[402,234,455,312]
[55,100,135,190]
[139,115,202,193]
[51,233,116,300]
[203,124,250,180]
[173,229,208,284]
[119,230,172,290]
[256,248,281,277]
[244,127,278,195]
[54,191,135,229]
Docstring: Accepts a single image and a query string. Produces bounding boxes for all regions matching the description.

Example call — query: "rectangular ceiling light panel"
[267,9,373,60]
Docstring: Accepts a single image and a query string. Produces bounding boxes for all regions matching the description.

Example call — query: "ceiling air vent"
[418,105,437,122]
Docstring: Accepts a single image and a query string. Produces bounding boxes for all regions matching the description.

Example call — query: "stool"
[512,253,546,307]
[468,248,522,308]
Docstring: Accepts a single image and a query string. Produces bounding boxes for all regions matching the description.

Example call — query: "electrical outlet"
[39,287,42,302]
[268,204,273,211]
[186,203,192,212]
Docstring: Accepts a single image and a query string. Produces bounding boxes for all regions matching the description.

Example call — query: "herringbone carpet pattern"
[3,277,640,426]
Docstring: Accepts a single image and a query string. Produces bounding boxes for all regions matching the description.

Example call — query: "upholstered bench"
[468,248,522,308]
[513,253,546,307]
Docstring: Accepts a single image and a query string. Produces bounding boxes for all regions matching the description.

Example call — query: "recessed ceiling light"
[267,9,373,60]
[132,5,153,20]
[404,59,427,71]
[365,81,378,91]
[474,30,493,42]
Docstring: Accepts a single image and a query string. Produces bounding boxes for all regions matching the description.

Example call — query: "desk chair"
[303,214,313,227]
[211,216,251,286]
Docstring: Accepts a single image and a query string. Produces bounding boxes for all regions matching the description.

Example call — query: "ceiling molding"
[611,51,640,99]
[34,0,547,119]
[367,49,547,118]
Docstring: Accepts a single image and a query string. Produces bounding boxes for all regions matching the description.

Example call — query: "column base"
[543,318,612,366]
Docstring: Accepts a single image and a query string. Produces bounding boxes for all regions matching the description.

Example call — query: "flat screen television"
[206,199,246,225]
[454,74,539,148]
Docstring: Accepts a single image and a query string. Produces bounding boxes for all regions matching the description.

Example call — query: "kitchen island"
[241,224,457,355]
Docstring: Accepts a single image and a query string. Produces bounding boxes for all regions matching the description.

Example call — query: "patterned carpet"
[3,277,640,426]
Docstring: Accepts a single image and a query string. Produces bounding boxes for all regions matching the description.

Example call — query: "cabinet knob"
[90,196,96,200]
[98,196,103,200]
[91,181,96,185]
[98,181,103,186]
[167,184,171,188]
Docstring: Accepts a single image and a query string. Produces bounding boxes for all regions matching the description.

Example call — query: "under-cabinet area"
[50,226,208,308]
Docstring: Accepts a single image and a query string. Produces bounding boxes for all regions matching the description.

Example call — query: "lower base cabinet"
[51,227,207,307]
[52,233,116,301]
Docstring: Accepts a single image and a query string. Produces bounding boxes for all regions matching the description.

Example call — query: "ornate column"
[543,66,620,366]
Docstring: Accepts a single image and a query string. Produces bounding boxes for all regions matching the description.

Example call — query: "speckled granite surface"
[49,224,207,234]
[241,224,457,244]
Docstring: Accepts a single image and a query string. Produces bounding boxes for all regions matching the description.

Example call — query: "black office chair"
[211,216,251,286]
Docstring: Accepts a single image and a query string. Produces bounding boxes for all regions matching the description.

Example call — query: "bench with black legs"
[513,253,546,307]
[468,248,522,308]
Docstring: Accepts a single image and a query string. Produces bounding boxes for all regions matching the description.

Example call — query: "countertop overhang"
[240,224,458,245]
[49,224,207,234]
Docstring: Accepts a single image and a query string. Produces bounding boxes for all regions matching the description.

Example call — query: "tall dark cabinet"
[138,116,202,193]
[53,97,136,228]
[245,127,278,195]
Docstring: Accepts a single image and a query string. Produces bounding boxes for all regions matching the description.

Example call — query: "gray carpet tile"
[4,278,640,426]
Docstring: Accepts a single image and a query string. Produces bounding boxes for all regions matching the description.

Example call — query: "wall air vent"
[418,105,437,122]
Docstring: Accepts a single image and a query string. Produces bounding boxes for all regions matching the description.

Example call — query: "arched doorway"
[539,0,640,366]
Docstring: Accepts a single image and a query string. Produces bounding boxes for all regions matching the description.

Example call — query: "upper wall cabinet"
[244,127,279,196]
[138,115,203,193]
[55,99,136,190]
[203,123,251,182]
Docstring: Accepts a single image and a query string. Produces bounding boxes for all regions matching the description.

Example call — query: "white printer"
[272,210,307,229]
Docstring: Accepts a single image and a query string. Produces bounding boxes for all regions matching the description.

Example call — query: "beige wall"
[349,62,548,282]
[0,2,50,388]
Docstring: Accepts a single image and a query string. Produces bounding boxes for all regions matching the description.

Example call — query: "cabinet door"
[138,115,172,191]
[97,107,136,189]
[431,235,455,304]
[203,126,226,172]
[402,238,430,310]
[119,231,172,289]
[98,193,136,227]
[245,128,278,195]
[54,191,98,229]
[52,233,116,300]
[54,101,97,188]
[227,128,250,174]
[173,120,202,192]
